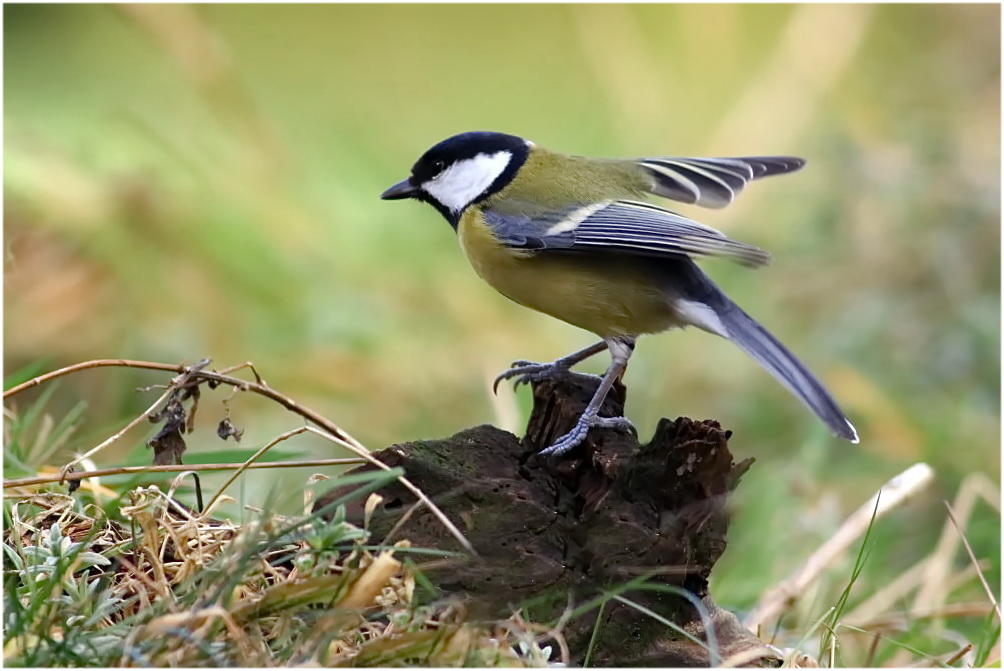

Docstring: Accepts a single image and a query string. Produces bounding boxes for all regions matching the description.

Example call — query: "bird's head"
[381,131,531,225]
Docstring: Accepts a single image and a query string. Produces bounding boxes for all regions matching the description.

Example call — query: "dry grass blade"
[841,556,932,625]
[842,471,1000,634]
[744,462,935,631]
[721,646,784,668]
[862,631,881,667]
[845,563,987,628]
[3,479,467,667]
[914,472,1001,615]
[203,426,310,512]
[944,501,1001,620]
[850,602,998,630]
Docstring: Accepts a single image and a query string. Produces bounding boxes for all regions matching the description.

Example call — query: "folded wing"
[485,200,771,268]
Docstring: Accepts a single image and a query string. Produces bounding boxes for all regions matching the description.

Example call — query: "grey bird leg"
[493,340,609,393]
[538,336,637,457]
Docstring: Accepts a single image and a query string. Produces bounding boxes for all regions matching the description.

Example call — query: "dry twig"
[5,358,474,555]
[4,458,365,490]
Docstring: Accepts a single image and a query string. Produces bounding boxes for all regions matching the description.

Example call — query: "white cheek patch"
[422,151,512,213]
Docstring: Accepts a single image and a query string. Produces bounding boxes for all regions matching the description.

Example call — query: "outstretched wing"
[636,156,805,209]
[484,200,771,268]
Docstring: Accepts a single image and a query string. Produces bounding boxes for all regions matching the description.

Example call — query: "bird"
[381,131,858,456]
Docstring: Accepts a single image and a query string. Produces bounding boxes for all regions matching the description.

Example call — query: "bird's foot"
[538,414,637,457]
[492,360,601,393]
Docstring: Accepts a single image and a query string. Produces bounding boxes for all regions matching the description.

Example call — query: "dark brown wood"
[316,370,778,667]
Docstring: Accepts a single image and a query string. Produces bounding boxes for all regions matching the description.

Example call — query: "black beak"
[381,178,420,200]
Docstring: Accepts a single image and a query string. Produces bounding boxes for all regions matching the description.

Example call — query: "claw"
[538,413,636,457]
[492,360,567,394]
[592,416,637,435]
[492,341,610,396]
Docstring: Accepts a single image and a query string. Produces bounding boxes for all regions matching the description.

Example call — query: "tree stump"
[316,371,779,667]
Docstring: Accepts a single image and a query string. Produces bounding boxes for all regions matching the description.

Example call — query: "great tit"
[381,131,858,455]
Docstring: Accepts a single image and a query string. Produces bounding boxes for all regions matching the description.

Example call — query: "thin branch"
[3,458,366,490]
[7,358,365,448]
[190,367,365,450]
[6,358,367,472]
[4,359,185,398]
[58,360,211,479]
[945,644,973,666]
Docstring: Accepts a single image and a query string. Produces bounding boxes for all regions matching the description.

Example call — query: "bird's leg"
[538,336,637,457]
[493,340,609,393]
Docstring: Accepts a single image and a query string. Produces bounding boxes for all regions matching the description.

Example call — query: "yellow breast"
[457,209,682,338]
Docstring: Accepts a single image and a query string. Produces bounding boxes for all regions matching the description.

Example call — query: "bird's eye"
[432,160,446,177]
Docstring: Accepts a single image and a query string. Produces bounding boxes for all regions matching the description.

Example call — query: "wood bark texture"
[317,370,779,667]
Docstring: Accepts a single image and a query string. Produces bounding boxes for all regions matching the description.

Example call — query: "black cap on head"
[409,131,529,183]
[382,131,532,226]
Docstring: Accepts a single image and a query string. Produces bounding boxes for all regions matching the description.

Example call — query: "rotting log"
[315,370,780,667]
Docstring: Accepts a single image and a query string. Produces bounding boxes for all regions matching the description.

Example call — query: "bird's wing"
[635,156,805,209]
[485,200,771,268]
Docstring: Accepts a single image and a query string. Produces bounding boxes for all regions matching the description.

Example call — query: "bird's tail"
[668,260,858,443]
[712,295,858,442]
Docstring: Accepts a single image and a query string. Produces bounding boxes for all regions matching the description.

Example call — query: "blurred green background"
[3,3,999,651]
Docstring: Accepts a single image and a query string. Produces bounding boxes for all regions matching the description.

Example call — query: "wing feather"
[637,156,806,209]
[485,200,771,268]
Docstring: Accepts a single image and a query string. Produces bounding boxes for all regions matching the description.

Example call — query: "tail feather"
[705,295,858,443]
